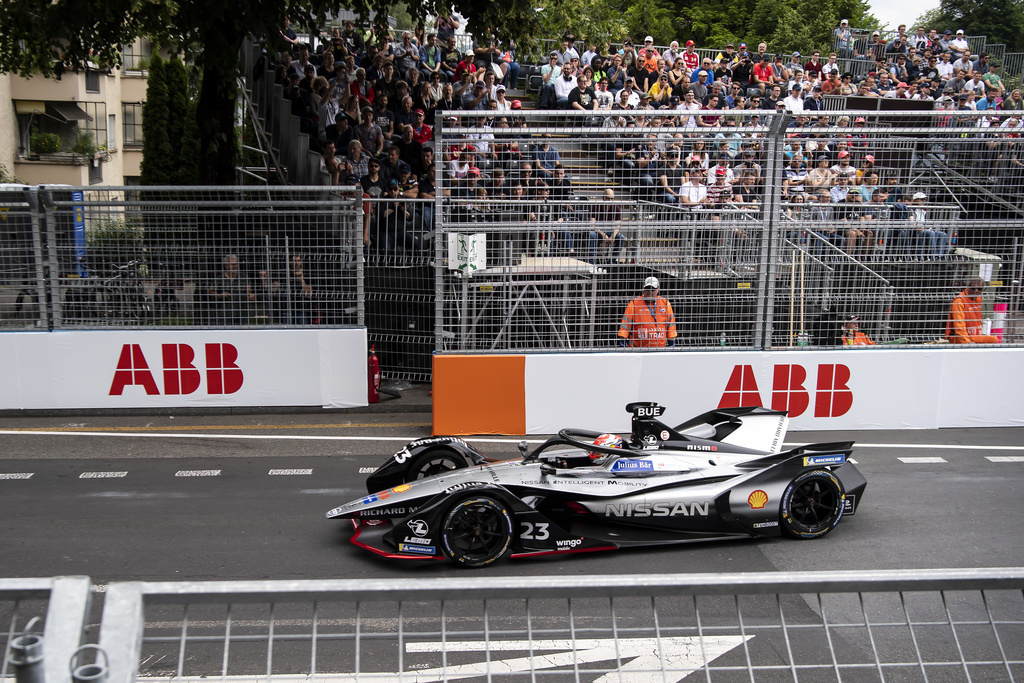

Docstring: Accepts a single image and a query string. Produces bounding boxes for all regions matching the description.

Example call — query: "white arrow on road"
[402,636,752,683]
[131,636,751,683]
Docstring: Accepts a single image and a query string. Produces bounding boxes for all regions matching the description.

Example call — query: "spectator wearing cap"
[783,82,805,112]
[982,62,1005,95]
[835,19,853,59]
[803,83,825,111]
[648,71,674,106]
[949,29,969,58]
[638,36,661,72]
[618,276,677,348]
[902,191,950,257]
[690,70,710,101]
[461,80,490,110]
[683,39,700,70]
[884,82,910,99]
[539,51,561,108]
[716,43,738,65]
[493,84,512,113]
[821,70,841,95]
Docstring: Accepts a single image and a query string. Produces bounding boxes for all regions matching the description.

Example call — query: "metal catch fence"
[80,569,1024,683]
[0,186,364,330]
[434,110,1024,353]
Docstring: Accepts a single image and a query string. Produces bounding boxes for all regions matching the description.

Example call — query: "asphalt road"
[2,413,1023,681]
[1,413,1022,583]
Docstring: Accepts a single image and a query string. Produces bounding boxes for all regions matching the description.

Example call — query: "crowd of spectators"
[264,17,1023,260]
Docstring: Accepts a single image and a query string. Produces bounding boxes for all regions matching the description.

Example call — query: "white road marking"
[359,467,376,473]
[79,471,128,479]
[986,456,1024,462]
[269,468,313,475]
[113,636,751,683]
[800,443,1024,451]
[898,457,947,464]
[2,429,1022,452]
[175,470,221,477]
[0,473,34,479]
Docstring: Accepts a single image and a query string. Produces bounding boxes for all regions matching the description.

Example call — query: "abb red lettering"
[162,344,201,395]
[206,343,243,395]
[771,364,809,417]
[814,364,853,417]
[718,365,763,409]
[109,344,160,395]
[720,363,854,418]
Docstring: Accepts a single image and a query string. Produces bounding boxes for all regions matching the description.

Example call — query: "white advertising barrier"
[524,348,1024,434]
[0,329,368,410]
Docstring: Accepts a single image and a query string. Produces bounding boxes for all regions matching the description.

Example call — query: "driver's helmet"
[589,433,625,462]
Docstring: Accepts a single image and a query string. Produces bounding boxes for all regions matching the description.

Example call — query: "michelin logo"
[611,459,654,472]
[803,454,846,467]
[399,543,436,555]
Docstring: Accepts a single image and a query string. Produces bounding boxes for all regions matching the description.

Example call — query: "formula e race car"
[326,403,866,567]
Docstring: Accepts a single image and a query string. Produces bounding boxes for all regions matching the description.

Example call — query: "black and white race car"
[326,403,866,567]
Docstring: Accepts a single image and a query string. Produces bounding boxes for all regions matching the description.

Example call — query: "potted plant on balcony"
[29,131,60,158]
[71,131,99,164]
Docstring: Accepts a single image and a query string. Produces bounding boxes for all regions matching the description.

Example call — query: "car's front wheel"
[780,470,845,539]
[407,448,469,481]
[440,496,513,567]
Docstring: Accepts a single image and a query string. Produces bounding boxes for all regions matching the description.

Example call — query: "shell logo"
[392,484,412,493]
[747,490,769,509]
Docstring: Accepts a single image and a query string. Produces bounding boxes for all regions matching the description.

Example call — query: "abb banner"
[0,329,367,410]
[517,349,1024,434]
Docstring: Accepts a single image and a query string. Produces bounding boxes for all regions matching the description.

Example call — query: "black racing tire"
[440,496,513,567]
[780,470,845,539]
[407,448,468,481]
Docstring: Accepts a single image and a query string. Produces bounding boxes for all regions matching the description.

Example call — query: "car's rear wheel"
[408,448,468,480]
[440,496,513,567]
[780,470,845,539]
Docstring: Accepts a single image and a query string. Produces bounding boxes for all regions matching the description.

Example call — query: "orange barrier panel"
[433,355,526,435]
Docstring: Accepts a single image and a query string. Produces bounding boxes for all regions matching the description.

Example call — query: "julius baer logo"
[109,343,243,395]
[719,364,853,418]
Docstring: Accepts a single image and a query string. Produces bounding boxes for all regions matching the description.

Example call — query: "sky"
[867,0,941,31]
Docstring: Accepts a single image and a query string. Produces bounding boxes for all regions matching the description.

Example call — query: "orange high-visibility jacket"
[946,289,990,343]
[618,296,677,347]
[842,331,874,346]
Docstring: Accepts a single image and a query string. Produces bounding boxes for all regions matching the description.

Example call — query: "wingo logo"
[719,364,853,418]
[556,538,583,549]
[109,343,243,396]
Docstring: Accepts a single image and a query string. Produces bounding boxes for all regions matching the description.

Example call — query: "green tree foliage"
[746,0,873,55]
[140,55,175,185]
[525,0,628,59]
[917,0,1024,53]
[0,0,537,186]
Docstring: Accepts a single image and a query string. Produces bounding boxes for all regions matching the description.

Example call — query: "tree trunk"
[196,23,245,185]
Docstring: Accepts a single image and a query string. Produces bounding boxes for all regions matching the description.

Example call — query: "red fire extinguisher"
[368,344,380,404]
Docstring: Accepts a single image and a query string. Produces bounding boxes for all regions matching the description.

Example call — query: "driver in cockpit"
[588,433,625,464]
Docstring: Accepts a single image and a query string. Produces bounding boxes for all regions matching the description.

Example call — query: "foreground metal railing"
[0,577,92,683]
[85,569,1024,683]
